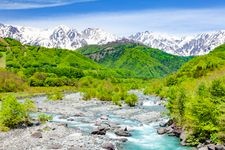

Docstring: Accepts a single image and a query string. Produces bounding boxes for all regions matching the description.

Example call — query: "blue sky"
[1,0,225,36]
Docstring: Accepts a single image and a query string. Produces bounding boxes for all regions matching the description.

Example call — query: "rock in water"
[157,128,167,135]
[31,131,42,138]
[115,129,132,137]
[102,143,115,150]
[91,128,106,135]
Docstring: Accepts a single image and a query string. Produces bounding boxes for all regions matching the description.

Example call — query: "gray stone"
[91,128,106,135]
[208,144,216,150]
[102,143,115,150]
[157,128,167,135]
[215,145,225,150]
[47,143,63,149]
[180,130,187,146]
[67,117,75,121]
[115,129,132,137]
[100,115,108,120]
[31,131,42,138]
[198,146,208,150]
[117,138,128,142]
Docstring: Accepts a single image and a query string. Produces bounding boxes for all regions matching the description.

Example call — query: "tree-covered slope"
[78,42,191,78]
[0,38,136,88]
[145,44,225,146]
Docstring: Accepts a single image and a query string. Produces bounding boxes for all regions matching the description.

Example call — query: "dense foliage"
[145,44,225,145]
[78,42,191,78]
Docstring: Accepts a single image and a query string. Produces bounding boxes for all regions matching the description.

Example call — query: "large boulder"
[91,125,109,135]
[115,128,132,137]
[157,128,167,135]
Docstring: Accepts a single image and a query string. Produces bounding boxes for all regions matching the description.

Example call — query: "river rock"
[117,138,128,142]
[100,115,108,120]
[102,142,115,150]
[91,128,106,135]
[47,143,63,149]
[180,129,187,146]
[115,128,132,137]
[208,144,216,150]
[73,112,84,117]
[198,146,208,150]
[98,124,110,131]
[157,128,167,135]
[31,131,42,138]
[215,145,225,150]
[67,117,75,121]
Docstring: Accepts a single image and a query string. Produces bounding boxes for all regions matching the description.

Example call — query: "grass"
[0,52,6,68]
[0,86,78,99]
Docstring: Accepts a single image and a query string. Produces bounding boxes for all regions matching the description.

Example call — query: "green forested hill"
[78,42,191,78]
[0,38,137,88]
[145,44,225,146]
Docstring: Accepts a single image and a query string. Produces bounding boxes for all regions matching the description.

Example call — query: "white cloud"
[4,8,225,36]
[0,0,96,9]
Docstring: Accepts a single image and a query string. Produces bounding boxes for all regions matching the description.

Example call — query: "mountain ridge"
[1,23,225,56]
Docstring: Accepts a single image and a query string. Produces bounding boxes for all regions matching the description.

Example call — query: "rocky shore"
[157,120,225,150]
[0,91,164,150]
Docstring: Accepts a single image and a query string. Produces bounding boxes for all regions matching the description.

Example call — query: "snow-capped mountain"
[1,23,225,56]
[129,31,182,55]
[175,31,225,56]
[0,24,118,50]
[129,30,225,56]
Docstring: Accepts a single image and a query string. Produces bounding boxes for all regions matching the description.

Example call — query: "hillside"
[145,44,225,146]
[0,38,139,88]
[78,42,191,78]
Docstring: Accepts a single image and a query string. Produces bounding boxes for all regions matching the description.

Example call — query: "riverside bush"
[0,96,36,129]
[47,92,64,101]
[125,94,138,107]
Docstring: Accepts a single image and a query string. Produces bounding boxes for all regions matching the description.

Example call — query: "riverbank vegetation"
[0,96,36,131]
[144,44,225,145]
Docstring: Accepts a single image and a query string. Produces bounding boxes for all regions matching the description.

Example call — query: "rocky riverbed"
[0,91,192,150]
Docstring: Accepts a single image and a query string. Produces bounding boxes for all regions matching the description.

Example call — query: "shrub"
[38,113,53,123]
[0,96,35,129]
[210,80,225,98]
[47,92,64,101]
[112,94,122,106]
[125,94,138,107]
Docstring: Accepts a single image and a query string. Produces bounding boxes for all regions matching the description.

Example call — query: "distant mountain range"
[1,23,225,56]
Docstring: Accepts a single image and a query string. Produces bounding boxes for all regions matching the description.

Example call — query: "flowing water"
[31,92,192,150]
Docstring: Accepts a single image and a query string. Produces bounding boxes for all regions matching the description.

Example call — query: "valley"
[1,0,225,150]
[0,36,225,150]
